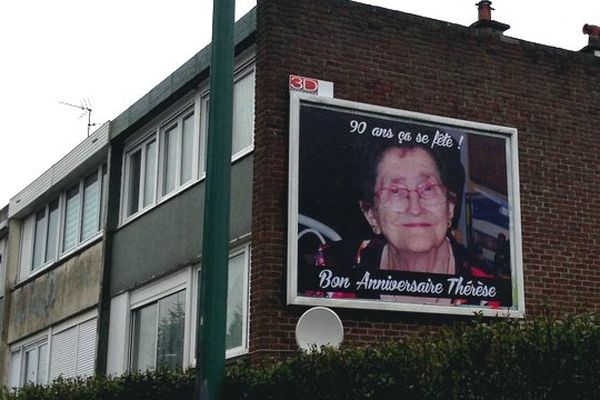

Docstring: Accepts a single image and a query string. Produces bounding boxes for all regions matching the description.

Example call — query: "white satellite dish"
[295,307,344,351]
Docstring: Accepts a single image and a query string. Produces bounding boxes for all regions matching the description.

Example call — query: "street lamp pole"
[195,0,235,399]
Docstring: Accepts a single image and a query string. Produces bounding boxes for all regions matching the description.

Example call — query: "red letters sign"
[290,75,318,92]
[289,75,334,97]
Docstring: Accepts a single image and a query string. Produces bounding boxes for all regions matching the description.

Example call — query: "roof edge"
[110,7,257,141]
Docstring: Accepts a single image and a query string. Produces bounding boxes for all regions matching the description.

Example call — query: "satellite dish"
[295,307,344,351]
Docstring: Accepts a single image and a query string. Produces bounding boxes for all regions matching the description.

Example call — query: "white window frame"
[190,243,251,363]
[8,310,98,387]
[30,200,59,272]
[231,65,255,160]
[9,331,49,388]
[119,57,255,227]
[122,133,159,220]
[120,98,202,224]
[158,105,200,200]
[106,243,251,376]
[0,237,6,297]
[127,269,194,372]
[199,62,256,168]
[224,244,251,358]
[106,271,195,376]
[19,165,105,281]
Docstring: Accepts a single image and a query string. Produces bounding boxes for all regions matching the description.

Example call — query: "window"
[225,248,250,354]
[19,165,105,279]
[0,237,6,297]
[9,314,97,387]
[9,340,49,388]
[107,246,250,375]
[125,144,148,217]
[30,199,59,271]
[232,68,255,157]
[122,106,199,221]
[200,66,256,162]
[160,109,197,197]
[62,186,80,252]
[120,63,255,224]
[81,173,101,241]
[49,318,96,380]
[130,290,186,371]
[194,245,250,358]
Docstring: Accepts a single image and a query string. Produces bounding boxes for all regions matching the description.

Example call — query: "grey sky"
[1,0,597,207]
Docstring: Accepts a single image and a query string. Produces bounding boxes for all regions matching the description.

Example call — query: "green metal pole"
[196,0,235,399]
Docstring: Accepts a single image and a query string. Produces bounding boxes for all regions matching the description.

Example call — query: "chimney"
[477,0,493,21]
[581,24,600,56]
[470,1,510,33]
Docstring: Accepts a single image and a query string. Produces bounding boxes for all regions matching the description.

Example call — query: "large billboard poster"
[287,93,525,317]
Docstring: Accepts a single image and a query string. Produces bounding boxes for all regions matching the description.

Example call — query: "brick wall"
[251,0,600,357]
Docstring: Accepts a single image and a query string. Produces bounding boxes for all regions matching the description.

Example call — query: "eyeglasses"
[374,182,448,211]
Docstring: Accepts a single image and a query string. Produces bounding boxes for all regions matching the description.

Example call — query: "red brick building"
[250,0,600,356]
[2,0,599,385]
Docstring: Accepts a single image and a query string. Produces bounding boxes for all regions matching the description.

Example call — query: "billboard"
[287,93,524,317]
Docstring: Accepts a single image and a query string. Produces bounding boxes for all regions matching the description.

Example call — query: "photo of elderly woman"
[294,101,515,309]
[353,138,497,304]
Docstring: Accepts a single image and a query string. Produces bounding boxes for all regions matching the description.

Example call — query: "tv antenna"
[59,98,100,137]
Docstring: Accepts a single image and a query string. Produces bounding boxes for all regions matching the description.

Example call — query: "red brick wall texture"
[250,0,600,357]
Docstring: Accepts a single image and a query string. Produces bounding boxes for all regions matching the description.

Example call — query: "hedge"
[225,314,600,400]
[3,314,600,400]
[0,368,194,400]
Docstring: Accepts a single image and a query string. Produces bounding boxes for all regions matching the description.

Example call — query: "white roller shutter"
[49,318,97,380]
[50,326,77,380]
[76,318,96,376]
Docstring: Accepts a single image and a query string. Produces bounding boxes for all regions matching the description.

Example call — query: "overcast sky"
[1,0,598,207]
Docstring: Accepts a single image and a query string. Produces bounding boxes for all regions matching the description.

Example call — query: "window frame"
[9,333,49,388]
[119,60,255,226]
[129,288,187,371]
[231,65,256,160]
[120,98,201,224]
[199,62,256,169]
[122,133,159,220]
[0,237,6,297]
[8,310,98,388]
[30,201,59,272]
[190,243,251,362]
[106,243,251,375]
[157,105,199,200]
[126,269,193,372]
[19,164,105,280]
[223,244,251,358]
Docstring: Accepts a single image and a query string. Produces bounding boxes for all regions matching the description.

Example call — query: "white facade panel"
[9,123,109,218]
[106,293,129,376]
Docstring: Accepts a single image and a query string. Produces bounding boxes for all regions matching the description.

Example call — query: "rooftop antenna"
[59,98,100,137]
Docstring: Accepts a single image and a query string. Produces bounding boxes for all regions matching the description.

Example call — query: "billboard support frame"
[287,92,525,318]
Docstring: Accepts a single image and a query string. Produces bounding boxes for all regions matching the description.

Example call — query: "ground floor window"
[9,340,48,387]
[223,247,250,356]
[106,243,251,375]
[8,312,97,388]
[195,247,250,356]
[130,289,186,371]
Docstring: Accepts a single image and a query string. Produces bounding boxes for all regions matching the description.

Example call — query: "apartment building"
[1,0,599,386]
[2,124,109,386]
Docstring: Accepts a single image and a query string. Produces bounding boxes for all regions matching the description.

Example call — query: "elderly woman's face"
[363,147,454,255]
